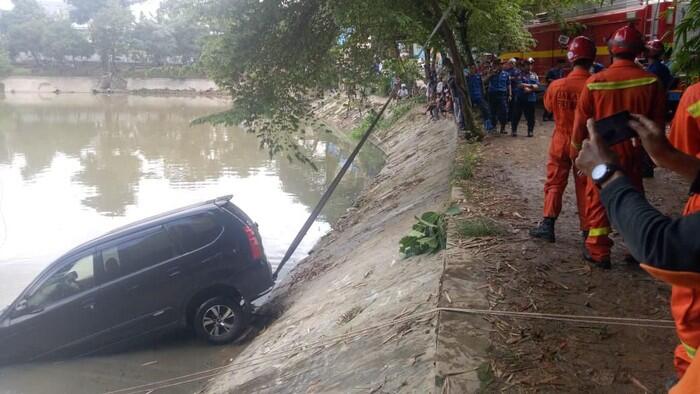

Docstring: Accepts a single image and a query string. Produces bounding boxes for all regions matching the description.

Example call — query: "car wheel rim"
[202,304,236,337]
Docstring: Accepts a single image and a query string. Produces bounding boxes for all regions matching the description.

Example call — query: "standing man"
[511,58,540,137]
[530,37,595,242]
[543,59,565,121]
[646,39,673,91]
[467,64,494,133]
[506,58,520,126]
[487,60,511,135]
[570,24,666,268]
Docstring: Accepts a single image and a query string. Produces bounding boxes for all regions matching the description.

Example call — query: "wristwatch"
[591,163,621,187]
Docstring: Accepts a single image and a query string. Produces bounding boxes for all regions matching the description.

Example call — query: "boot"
[581,231,611,269]
[529,217,555,242]
[527,129,534,137]
[500,125,507,135]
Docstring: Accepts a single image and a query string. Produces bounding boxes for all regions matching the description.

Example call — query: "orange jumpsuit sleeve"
[571,85,593,157]
[670,86,700,158]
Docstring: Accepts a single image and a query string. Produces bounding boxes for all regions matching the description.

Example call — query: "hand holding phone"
[593,111,637,146]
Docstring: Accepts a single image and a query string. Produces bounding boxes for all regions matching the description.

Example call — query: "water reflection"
[0,94,383,305]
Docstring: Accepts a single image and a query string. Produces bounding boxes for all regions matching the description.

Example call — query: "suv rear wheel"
[194,296,248,344]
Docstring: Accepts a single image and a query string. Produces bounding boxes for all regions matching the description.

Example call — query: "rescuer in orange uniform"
[529,37,596,243]
[661,81,700,383]
[571,24,666,268]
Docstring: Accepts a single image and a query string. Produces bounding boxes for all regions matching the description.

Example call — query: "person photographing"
[575,112,700,393]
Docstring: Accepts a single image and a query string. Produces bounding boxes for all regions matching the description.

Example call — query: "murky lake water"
[0,93,383,393]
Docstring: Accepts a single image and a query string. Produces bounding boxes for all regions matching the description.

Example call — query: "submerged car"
[0,195,273,365]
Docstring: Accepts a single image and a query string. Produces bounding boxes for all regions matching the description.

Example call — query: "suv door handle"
[81,300,96,311]
[201,252,223,265]
[168,270,181,278]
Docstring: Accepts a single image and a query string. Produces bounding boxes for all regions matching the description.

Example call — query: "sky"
[0,0,163,17]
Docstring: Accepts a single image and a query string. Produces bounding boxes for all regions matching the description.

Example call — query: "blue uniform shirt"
[647,61,673,90]
[488,71,509,93]
[545,67,563,82]
[516,71,539,102]
[507,68,521,92]
[467,73,483,101]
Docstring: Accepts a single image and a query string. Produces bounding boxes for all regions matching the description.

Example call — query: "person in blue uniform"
[467,64,494,133]
[511,58,540,137]
[486,60,511,134]
[543,59,565,121]
[645,39,673,91]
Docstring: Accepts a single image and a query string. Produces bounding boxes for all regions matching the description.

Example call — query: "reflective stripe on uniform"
[682,340,697,359]
[571,141,582,150]
[688,100,700,118]
[588,227,611,237]
[587,77,658,91]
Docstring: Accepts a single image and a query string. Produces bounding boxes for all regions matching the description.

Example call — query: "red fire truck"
[501,0,691,106]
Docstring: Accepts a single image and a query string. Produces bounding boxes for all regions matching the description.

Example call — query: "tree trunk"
[424,47,431,82]
[429,0,480,138]
[457,9,476,67]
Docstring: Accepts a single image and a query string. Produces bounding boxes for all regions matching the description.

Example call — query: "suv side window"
[26,253,96,310]
[100,227,175,280]
[167,214,223,254]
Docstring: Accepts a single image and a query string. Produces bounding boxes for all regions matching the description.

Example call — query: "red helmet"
[608,24,644,56]
[567,36,596,62]
[646,39,665,57]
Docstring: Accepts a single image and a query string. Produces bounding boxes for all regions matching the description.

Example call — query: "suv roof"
[62,195,234,258]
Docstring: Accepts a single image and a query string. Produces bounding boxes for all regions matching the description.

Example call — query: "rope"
[104,306,674,394]
[272,1,455,281]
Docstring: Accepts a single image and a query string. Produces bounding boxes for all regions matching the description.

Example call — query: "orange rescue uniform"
[664,82,700,386]
[542,68,590,227]
[572,59,666,262]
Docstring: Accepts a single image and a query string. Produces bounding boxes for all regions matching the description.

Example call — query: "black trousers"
[487,91,508,129]
[511,97,535,135]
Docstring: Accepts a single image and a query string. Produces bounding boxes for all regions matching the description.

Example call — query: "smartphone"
[594,111,637,146]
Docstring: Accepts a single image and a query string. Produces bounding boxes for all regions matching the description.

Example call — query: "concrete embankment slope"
[205,106,477,393]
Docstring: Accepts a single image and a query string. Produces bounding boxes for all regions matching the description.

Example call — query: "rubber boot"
[529,217,555,242]
[527,128,534,138]
[581,231,611,269]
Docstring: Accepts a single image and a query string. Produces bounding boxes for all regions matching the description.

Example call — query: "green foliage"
[453,147,478,180]
[456,217,503,238]
[399,211,447,257]
[89,1,135,71]
[673,0,700,78]
[349,98,418,140]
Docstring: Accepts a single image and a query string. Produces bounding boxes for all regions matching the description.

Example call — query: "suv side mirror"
[14,299,28,314]
[13,299,42,317]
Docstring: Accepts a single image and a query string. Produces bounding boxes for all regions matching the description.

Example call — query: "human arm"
[575,118,700,269]
[629,114,700,181]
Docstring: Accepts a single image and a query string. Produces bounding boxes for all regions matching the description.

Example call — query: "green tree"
[42,19,94,64]
[88,1,134,72]
[196,0,586,158]
[673,0,700,78]
[0,0,47,65]
[131,17,177,65]
[67,0,144,24]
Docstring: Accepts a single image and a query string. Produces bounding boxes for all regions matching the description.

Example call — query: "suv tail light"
[243,225,262,260]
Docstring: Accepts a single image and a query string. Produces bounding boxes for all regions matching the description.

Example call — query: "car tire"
[193,296,248,344]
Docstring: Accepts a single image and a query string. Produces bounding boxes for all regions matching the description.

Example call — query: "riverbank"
[203,100,481,392]
[0,76,222,96]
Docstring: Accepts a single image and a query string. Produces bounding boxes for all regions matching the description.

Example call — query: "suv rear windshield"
[166,214,223,253]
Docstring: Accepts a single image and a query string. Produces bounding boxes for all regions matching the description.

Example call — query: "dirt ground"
[449,108,688,393]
